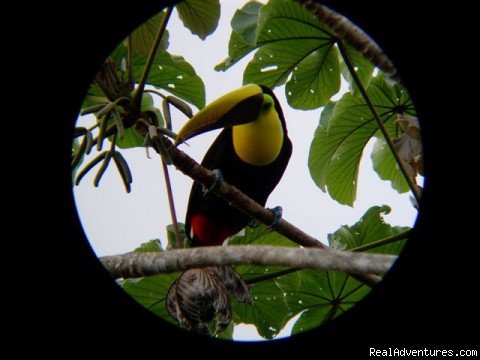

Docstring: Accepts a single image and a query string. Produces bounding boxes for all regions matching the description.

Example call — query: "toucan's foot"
[202,169,223,198]
[247,218,261,228]
[268,206,283,229]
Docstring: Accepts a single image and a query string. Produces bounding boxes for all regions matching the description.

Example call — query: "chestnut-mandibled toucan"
[166,84,292,335]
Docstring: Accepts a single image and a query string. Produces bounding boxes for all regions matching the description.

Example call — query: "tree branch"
[100,246,396,280]
[146,135,380,287]
[294,0,400,84]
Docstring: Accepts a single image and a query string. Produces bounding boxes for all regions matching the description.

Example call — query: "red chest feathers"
[190,213,234,247]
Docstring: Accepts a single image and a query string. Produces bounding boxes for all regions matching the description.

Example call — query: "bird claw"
[202,169,223,198]
[247,218,261,228]
[268,206,283,230]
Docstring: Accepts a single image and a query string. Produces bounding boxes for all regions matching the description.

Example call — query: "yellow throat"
[232,94,284,166]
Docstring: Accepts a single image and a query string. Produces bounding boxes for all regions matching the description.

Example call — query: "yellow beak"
[175,84,265,145]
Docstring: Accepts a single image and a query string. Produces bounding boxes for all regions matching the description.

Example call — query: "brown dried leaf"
[393,114,423,179]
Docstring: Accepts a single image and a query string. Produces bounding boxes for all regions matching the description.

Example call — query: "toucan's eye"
[261,96,273,112]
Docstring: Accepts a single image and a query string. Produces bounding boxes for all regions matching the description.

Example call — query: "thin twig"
[160,99,183,248]
[132,7,173,109]
[100,246,396,280]
[350,230,411,252]
[127,36,135,90]
[161,159,183,248]
[337,41,421,204]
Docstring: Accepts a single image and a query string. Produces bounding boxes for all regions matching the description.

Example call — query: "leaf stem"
[132,7,173,109]
[144,88,167,100]
[127,36,135,90]
[349,230,411,252]
[337,41,421,204]
[245,267,300,285]
[161,159,183,248]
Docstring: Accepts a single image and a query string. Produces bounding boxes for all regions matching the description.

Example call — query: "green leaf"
[371,136,410,193]
[166,222,187,249]
[291,306,332,334]
[215,2,262,72]
[339,44,375,96]
[232,280,288,339]
[127,11,169,56]
[134,239,163,253]
[215,321,234,340]
[215,29,257,72]
[231,1,263,45]
[328,205,410,255]
[308,74,415,206]
[175,0,220,40]
[81,83,109,110]
[276,206,410,335]
[133,52,205,109]
[114,129,144,149]
[276,269,370,335]
[229,225,299,282]
[71,138,84,183]
[121,272,180,325]
[242,0,339,109]
[284,45,340,110]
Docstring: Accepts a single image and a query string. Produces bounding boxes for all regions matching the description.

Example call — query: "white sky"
[73,0,420,341]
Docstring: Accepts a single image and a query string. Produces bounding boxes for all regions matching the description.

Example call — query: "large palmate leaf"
[227,224,298,339]
[243,0,340,110]
[328,205,410,254]
[133,52,205,109]
[308,74,416,206]
[371,136,410,193]
[121,273,180,325]
[229,224,299,282]
[275,205,409,335]
[232,280,289,339]
[175,0,220,40]
[127,11,169,57]
[120,239,179,325]
[339,44,375,96]
[230,1,263,46]
[215,1,262,71]
[282,270,369,335]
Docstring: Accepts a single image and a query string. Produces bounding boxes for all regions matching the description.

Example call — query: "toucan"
[166,84,292,335]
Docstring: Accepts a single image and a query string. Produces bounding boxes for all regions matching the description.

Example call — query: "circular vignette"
[66,0,442,350]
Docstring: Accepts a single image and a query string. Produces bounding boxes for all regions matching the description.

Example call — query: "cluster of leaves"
[216,0,418,206]
[121,206,409,339]
[73,0,222,186]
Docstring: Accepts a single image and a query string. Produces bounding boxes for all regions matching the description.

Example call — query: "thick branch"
[161,137,326,249]
[154,136,381,287]
[294,0,400,83]
[101,246,396,279]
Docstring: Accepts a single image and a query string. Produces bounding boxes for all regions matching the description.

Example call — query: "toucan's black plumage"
[184,85,292,247]
[167,84,291,335]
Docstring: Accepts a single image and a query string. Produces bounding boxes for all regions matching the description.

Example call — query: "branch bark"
[101,246,396,280]
[147,136,380,287]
